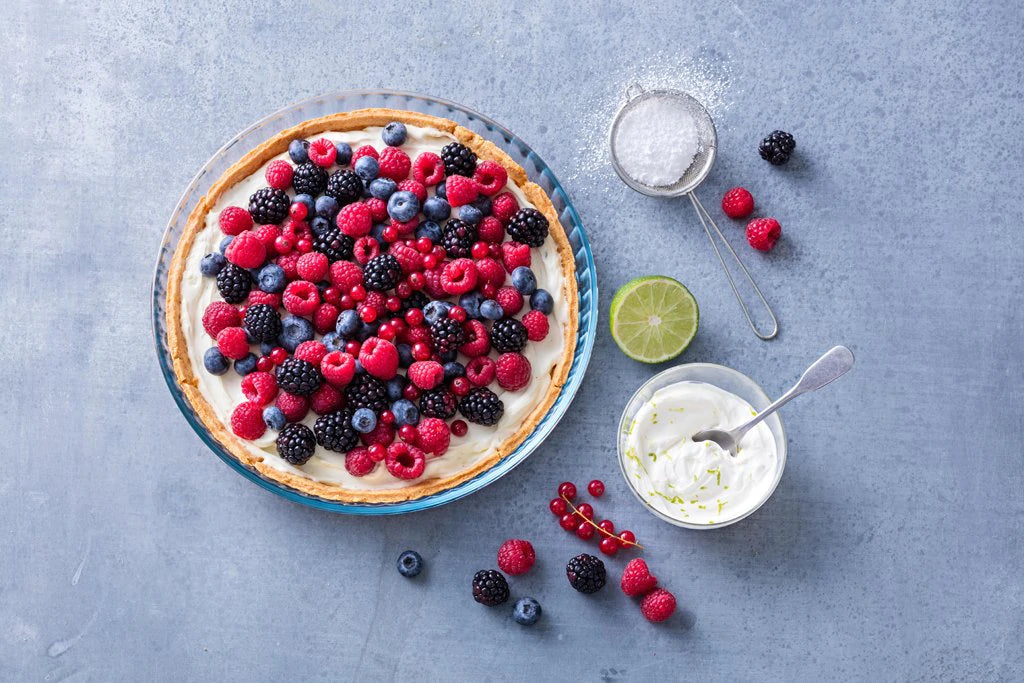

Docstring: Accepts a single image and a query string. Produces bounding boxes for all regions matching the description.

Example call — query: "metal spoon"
[692,346,855,456]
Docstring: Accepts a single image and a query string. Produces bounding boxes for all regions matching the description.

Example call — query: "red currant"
[405,308,424,326]
[322,287,340,305]
[379,410,395,425]
[576,522,595,540]
[345,341,361,356]
[488,243,502,258]
[618,530,636,547]
[587,479,605,497]
[431,245,445,259]
[450,419,468,437]
[382,225,398,242]
[597,519,615,534]
[402,384,421,400]
[256,356,274,373]
[416,237,433,253]
[289,202,308,221]
[350,285,366,302]
[386,296,401,312]
[577,503,594,519]
[360,306,377,323]
[559,513,578,532]
[470,241,490,259]
[296,238,312,253]
[557,482,577,500]
[368,443,387,462]
[339,295,355,310]
[598,537,619,556]
[378,324,396,341]
[395,281,412,298]
[408,272,425,290]
[399,425,417,443]
[273,235,293,255]
[480,282,497,299]
[412,342,431,361]
[423,254,439,270]
[450,377,471,396]
[449,306,467,322]
[549,498,568,516]
[269,347,288,365]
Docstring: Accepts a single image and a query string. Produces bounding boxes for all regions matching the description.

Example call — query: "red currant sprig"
[550,481,643,554]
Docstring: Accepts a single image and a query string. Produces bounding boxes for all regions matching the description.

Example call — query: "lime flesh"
[609,276,699,363]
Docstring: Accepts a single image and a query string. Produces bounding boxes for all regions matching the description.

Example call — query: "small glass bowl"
[616,363,787,530]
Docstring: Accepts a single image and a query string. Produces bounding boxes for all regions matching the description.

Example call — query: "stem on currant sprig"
[561,494,644,550]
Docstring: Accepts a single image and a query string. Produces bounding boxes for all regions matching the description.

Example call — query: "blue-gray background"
[2,1,1021,680]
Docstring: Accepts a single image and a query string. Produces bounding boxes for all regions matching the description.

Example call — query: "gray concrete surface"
[2,0,1022,680]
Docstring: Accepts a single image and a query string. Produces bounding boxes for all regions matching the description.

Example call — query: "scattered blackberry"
[506,208,549,247]
[430,316,466,355]
[312,226,354,263]
[243,304,282,344]
[248,187,290,224]
[441,141,477,177]
[325,169,363,205]
[275,358,323,396]
[441,218,478,258]
[471,569,509,606]
[758,130,796,165]
[314,408,359,453]
[489,317,527,353]
[399,290,430,315]
[419,388,457,419]
[276,423,316,465]
[345,374,388,413]
[291,161,328,196]
[459,387,504,426]
[215,263,251,304]
[363,254,402,292]
[566,553,606,594]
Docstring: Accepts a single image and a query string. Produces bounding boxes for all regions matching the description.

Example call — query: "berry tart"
[167,109,578,503]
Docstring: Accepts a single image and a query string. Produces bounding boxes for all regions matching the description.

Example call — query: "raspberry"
[345,447,375,476]
[458,320,491,358]
[415,417,450,455]
[365,197,389,222]
[296,252,328,282]
[441,258,478,295]
[521,310,549,342]
[353,237,381,265]
[247,290,281,308]
[397,179,427,202]
[422,266,447,299]
[265,160,294,190]
[497,539,535,575]
[390,216,419,237]
[746,217,781,251]
[472,160,508,196]
[721,187,754,219]
[225,231,267,269]
[336,202,372,238]
[218,206,254,236]
[495,352,531,391]
[231,401,266,440]
[275,252,301,280]
[408,360,444,390]
[308,138,337,167]
[620,558,658,597]
[385,442,426,480]
[495,286,523,315]
[400,324,432,348]
[501,241,531,272]
[360,421,395,447]
[413,152,445,185]
[313,303,339,334]
[358,337,400,380]
[320,350,356,386]
[329,260,363,291]
[216,326,249,360]
[640,588,676,623]
[275,391,309,423]
[253,224,282,253]
[477,216,504,243]
[202,301,241,338]
[378,146,411,181]
[491,192,519,224]
[465,355,496,386]
[283,280,320,316]
[388,241,424,273]
[241,371,278,405]
[361,290,387,316]
[310,382,344,415]
[351,144,379,164]
[294,340,328,365]
[445,175,479,207]
[474,257,505,287]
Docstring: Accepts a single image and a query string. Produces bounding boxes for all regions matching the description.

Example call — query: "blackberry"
[314,408,359,453]
[275,358,323,396]
[489,317,527,353]
[363,254,402,292]
[291,161,328,196]
[506,208,549,247]
[248,187,290,224]
[276,423,316,465]
[243,304,282,344]
[565,553,606,594]
[441,141,477,177]
[312,226,354,263]
[325,169,363,205]
[441,218,478,258]
[399,290,430,315]
[430,316,466,355]
[345,374,388,413]
[458,387,504,426]
[758,130,796,165]
[215,263,251,304]
[471,569,509,606]
[419,388,457,419]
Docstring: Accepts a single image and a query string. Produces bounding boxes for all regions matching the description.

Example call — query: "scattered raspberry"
[225,231,267,269]
[495,352,531,391]
[495,286,524,315]
[365,196,389,222]
[458,320,491,358]
[422,266,447,299]
[397,179,427,202]
[359,337,400,380]
[353,236,381,265]
[360,421,395,447]
[253,224,282,254]
[474,257,505,286]
[241,371,278,405]
[345,447,375,476]
[216,326,249,360]
[247,290,281,309]
[275,252,301,280]
[465,355,496,387]
[385,442,426,480]
[296,251,329,282]
[360,290,387,317]
[218,206,254,236]
[308,138,337,167]
[620,558,658,597]
[472,160,508,196]
[293,340,328,365]
[282,280,320,316]
[746,217,782,251]
[477,216,505,243]
[721,187,755,219]
[312,303,338,335]
[230,401,266,439]
[329,260,363,291]
[415,417,450,455]
[320,351,356,386]
[390,216,419,236]
[501,241,531,272]
[521,310,549,342]
[413,152,445,185]
[310,382,344,415]
[275,391,309,423]
[491,192,519,224]
[336,202,373,238]
[441,258,478,295]
[388,241,424,273]
[640,588,676,623]
[265,160,294,190]
[445,175,479,207]
[408,360,444,390]
[351,144,379,164]
[400,324,432,349]
[378,146,412,181]
[202,301,241,338]
[497,539,536,575]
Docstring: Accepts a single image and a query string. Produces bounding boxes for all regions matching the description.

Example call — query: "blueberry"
[308,216,331,237]
[382,121,408,147]
[387,191,420,223]
[219,235,234,254]
[530,289,554,314]
[415,220,442,243]
[279,315,314,351]
[260,341,275,356]
[321,332,345,353]
[203,347,229,375]
[459,291,483,319]
[371,223,389,243]
[354,360,365,375]
[423,300,452,326]
[258,264,286,293]
[336,310,361,338]
[443,361,465,380]
[351,408,377,434]
[200,252,226,277]
[335,141,353,166]
[472,196,493,216]
[421,196,451,222]
[511,266,537,295]
[386,376,407,401]
[355,156,379,181]
[513,597,542,626]
[459,204,483,225]
[262,406,286,431]
[356,321,379,342]
[397,343,413,368]
[293,193,316,216]
[439,349,457,363]
[480,299,503,320]
[391,399,419,426]
[397,550,423,578]
[288,139,309,164]
[435,180,447,200]
[369,177,397,199]
[315,194,340,219]
[234,353,258,376]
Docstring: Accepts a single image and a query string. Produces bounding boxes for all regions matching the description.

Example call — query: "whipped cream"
[621,381,778,525]
[180,124,568,490]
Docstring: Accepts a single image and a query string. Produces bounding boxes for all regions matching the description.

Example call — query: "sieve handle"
[688,193,779,340]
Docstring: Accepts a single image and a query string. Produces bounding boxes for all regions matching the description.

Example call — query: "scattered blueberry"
[203,347,229,375]
[387,191,420,223]
[279,315,314,351]
[415,220,442,243]
[382,121,408,146]
[369,177,397,199]
[422,196,451,222]
[335,141,353,166]
[355,156,379,181]
[356,321,379,342]
[439,349,457,363]
[315,194,340,219]
[459,204,483,224]
[397,343,413,368]
[219,235,234,254]
[459,291,484,319]
[258,264,286,293]
[262,406,286,431]
[435,180,447,200]
[530,289,554,314]
[443,361,465,380]
[480,299,503,320]
[351,408,377,433]
[200,252,226,277]
[354,359,366,374]
[336,310,361,337]
[397,550,423,578]
[234,353,258,376]
[311,216,333,236]
[386,376,407,401]
[472,195,492,216]
[293,193,316,216]
[371,223,389,243]
[260,341,275,356]
[511,266,537,295]
[513,597,542,626]
[321,332,345,353]
[288,139,309,164]
[423,300,452,326]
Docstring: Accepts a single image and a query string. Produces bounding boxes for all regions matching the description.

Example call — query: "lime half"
[610,276,699,363]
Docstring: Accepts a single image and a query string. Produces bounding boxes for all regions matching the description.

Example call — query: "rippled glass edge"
[152,90,598,514]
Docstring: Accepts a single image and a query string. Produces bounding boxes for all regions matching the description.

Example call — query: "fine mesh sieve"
[609,85,779,340]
